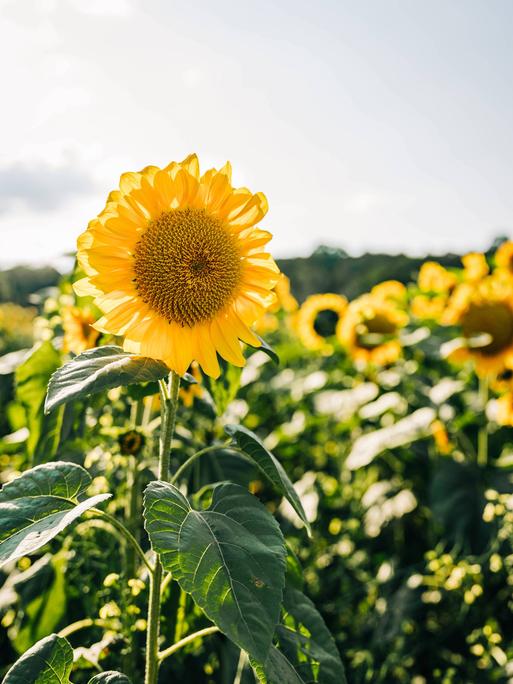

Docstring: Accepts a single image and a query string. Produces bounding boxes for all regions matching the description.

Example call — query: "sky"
[1,0,513,268]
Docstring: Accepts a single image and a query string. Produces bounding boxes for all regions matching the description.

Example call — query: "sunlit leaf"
[16,342,63,463]
[3,633,73,683]
[0,461,110,567]
[225,424,311,536]
[252,588,347,684]
[144,481,286,662]
[44,345,169,413]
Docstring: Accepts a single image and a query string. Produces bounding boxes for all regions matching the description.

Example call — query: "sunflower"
[295,293,347,353]
[462,252,489,282]
[337,294,408,366]
[410,294,447,321]
[418,261,457,294]
[442,276,513,376]
[370,280,406,304]
[62,305,100,355]
[494,241,513,278]
[74,155,280,378]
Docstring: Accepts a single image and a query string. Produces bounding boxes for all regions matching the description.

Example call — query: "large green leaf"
[225,425,311,536]
[0,462,110,567]
[15,342,63,463]
[44,345,169,413]
[87,674,132,684]
[144,481,286,662]
[252,588,346,684]
[3,633,73,683]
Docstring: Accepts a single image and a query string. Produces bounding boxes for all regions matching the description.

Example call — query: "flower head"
[74,155,280,377]
[295,293,347,353]
[337,294,408,366]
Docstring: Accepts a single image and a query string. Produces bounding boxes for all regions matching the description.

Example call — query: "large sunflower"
[442,276,513,376]
[74,155,280,377]
[337,294,408,366]
[294,293,347,353]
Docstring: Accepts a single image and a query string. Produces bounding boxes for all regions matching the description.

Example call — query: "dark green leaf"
[3,633,73,683]
[252,588,346,684]
[144,481,286,662]
[225,425,311,536]
[0,462,110,567]
[252,336,279,365]
[88,673,132,684]
[44,345,169,413]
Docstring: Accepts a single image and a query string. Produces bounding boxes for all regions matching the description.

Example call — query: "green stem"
[169,441,231,485]
[477,375,489,467]
[158,626,219,662]
[58,618,112,639]
[233,650,248,684]
[144,371,181,684]
[89,508,153,574]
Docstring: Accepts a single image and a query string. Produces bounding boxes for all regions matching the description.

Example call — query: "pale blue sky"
[1,0,512,267]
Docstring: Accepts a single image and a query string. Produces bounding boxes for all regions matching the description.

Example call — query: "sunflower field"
[1,157,513,684]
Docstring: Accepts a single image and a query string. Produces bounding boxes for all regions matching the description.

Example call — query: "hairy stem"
[144,371,181,684]
[158,626,220,662]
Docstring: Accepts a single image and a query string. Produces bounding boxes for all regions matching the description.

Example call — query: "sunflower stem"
[144,371,181,684]
[477,375,489,467]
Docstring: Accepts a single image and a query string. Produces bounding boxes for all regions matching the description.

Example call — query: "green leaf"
[12,551,68,654]
[252,588,346,684]
[252,336,280,365]
[202,360,242,415]
[87,673,132,684]
[0,462,110,568]
[144,481,286,662]
[0,461,90,503]
[44,345,170,413]
[3,633,73,683]
[224,425,311,536]
[16,342,63,463]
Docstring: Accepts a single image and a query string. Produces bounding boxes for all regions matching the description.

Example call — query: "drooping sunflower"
[62,305,100,355]
[442,276,513,376]
[295,293,347,353]
[337,294,408,366]
[74,155,280,377]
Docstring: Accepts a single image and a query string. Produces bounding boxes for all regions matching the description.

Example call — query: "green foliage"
[225,424,311,535]
[144,481,286,662]
[44,346,170,413]
[0,462,110,567]
[2,633,73,683]
[15,342,63,463]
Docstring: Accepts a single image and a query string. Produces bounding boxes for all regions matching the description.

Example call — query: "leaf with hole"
[144,481,286,662]
[44,345,170,413]
[0,461,110,568]
[224,424,311,536]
